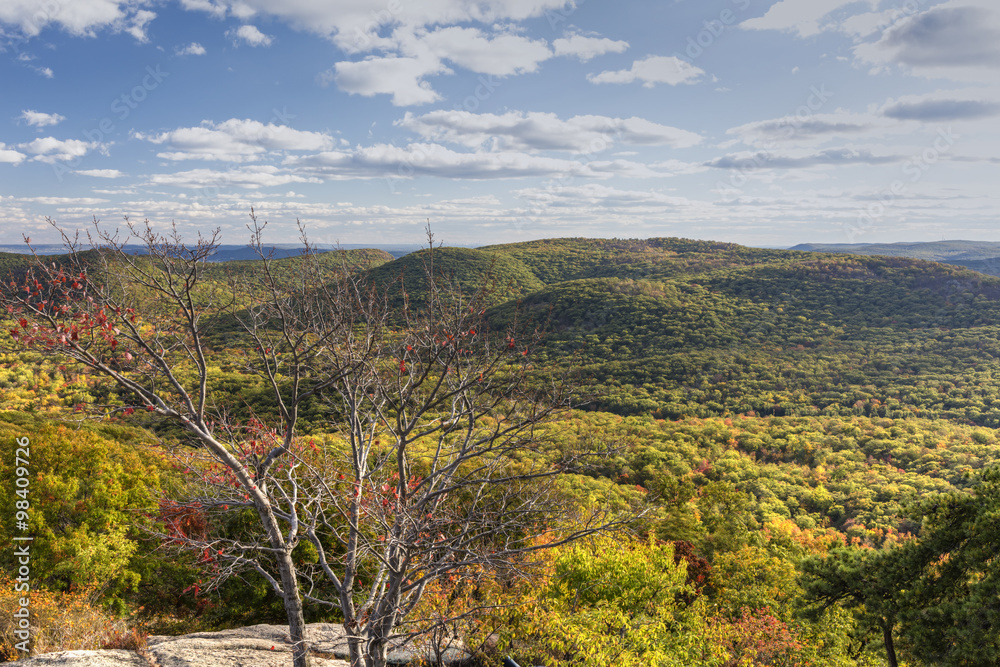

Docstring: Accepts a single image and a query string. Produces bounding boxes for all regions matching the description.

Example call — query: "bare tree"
[2,214,641,667]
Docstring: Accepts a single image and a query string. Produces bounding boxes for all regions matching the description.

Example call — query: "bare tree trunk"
[257,496,311,667]
[364,638,388,667]
[363,613,396,667]
[347,633,364,667]
[277,549,311,667]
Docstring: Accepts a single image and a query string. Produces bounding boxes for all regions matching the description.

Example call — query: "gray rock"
[15,623,469,666]
[11,649,149,666]
[147,624,348,666]
[148,636,348,667]
[151,623,470,665]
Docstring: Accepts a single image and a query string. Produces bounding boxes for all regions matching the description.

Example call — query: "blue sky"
[1,0,998,248]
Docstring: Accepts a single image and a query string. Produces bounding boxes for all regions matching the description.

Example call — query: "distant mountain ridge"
[0,243,424,261]
[7,233,1000,426]
[790,240,1000,277]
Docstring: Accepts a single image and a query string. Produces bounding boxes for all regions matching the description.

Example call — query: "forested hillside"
[791,239,1000,277]
[481,239,1000,427]
[2,236,999,666]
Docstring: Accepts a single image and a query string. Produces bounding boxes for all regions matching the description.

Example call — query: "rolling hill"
[790,240,1000,277]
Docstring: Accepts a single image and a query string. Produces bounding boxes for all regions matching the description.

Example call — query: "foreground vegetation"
[2,233,1000,665]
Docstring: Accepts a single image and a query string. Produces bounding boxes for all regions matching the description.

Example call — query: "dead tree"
[2,214,642,667]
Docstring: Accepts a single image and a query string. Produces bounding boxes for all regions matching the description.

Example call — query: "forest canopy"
[2,231,999,666]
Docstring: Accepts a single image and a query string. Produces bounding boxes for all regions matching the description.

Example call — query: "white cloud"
[148,165,322,189]
[880,89,1000,121]
[726,89,1000,153]
[396,110,702,152]
[706,146,906,170]
[420,26,552,76]
[726,111,895,146]
[0,0,156,40]
[228,24,273,47]
[649,159,710,175]
[839,9,903,39]
[0,143,26,164]
[853,0,1000,81]
[323,24,557,106]
[16,51,55,77]
[18,196,110,205]
[285,142,670,181]
[176,42,207,56]
[179,0,568,51]
[553,33,629,61]
[737,0,1000,83]
[122,8,155,42]
[323,55,450,107]
[136,119,336,162]
[0,0,124,37]
[20,110,65,128]
[178,0,578,106]
[18,137,101,163]
[175,1,619,105]
[740,0,868,38]
[514,183,697,209]
[77,169,124,178]
[180,0,228,19]
[588,55,704,87]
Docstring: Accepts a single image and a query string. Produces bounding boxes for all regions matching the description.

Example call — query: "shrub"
[0,412,165,613]
[0,575,134,660]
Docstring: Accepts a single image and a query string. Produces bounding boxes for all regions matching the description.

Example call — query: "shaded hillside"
[950,256,1000,278]
[16,236,1000,427]
[478,237,795,283]
[790,240,1000,262]
[791,240,1000,278]
[0,251,35,276]
[485,244,1000,425]
[364,246,545,308]
[201,247,394,281]
[0,248,106,283]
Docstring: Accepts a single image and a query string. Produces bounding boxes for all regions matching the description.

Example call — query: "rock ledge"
[14,623,471,666]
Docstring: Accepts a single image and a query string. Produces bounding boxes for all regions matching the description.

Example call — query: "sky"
[1,0,998,249]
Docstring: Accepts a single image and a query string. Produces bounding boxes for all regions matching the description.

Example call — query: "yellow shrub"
[0,575,136,660]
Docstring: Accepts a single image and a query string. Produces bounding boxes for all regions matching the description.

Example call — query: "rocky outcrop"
[14,623,471,666]
[8,650,149,667]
